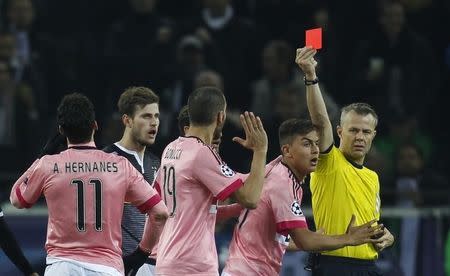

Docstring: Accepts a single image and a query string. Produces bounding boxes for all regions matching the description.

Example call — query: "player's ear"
[122,114,132,128]
[217,110,225,125]
[58,125,64,135]
[93,120,98,131]
[281,144,292,158]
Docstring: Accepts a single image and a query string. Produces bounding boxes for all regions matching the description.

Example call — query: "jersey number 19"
[163,165,176,217]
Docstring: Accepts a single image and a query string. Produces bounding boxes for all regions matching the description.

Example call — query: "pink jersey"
[10,142,161,274]
[223,156,308,276]
[154,136,243,276]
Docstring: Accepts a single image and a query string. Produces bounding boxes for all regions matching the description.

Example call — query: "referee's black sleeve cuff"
[321,144,333,154]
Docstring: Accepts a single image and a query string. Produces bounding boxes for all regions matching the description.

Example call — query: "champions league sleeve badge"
[291,201,303,216]
[220,164,235,178]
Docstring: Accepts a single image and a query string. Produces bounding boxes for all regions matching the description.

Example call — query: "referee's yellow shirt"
[310,146,380,260]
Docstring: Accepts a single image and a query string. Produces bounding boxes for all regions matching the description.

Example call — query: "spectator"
[348,0,439,132]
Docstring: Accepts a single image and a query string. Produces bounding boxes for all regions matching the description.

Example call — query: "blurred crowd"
[1,0,449,274]
[0,0,449,214]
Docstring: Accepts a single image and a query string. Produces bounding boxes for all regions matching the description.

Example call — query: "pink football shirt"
[10,142,161,274]
[154,136,243,275]
[223,156,308,275]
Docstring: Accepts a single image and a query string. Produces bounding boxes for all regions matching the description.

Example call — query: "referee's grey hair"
[340,103,378,127]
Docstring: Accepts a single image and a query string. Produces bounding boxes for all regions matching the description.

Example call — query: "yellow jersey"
[310,146,381,259]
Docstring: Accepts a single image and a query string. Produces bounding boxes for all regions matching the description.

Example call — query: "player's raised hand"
[295,47,318,79]
[232,112,268,153]
[344,215,384,246]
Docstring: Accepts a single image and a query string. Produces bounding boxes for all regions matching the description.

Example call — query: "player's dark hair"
[187,86,226,126]
[57,93,95,144]
[118,86,159,117]
[177,105,190,136]
[279,118,317,147]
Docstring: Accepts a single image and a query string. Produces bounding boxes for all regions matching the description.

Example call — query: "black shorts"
[311,255,382,276]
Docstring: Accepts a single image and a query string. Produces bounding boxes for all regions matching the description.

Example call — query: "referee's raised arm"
[295,47,333,152]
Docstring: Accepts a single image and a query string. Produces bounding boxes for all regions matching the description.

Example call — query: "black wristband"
[304,77,319,86]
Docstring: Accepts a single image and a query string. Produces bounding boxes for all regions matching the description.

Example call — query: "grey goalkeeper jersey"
[103,143,160,255]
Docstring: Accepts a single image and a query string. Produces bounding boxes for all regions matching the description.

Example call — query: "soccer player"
[177,104,241,223]
[177,104,222,151]
[296,47,394,274]
[103,87,161,276]
[221,119,383,276]
[0,207,39,276]
[154,86,268,275]
[9,93,168,276]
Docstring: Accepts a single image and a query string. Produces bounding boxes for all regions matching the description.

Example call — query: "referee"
[296,47,394,275]
[103,87,161,276]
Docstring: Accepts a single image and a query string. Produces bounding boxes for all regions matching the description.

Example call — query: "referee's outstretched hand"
[232,111,268,153]
[38,132,67,158]
[345,215,384,246]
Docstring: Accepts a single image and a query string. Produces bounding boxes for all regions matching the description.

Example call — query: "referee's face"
[338,111,377,164]
[131,103,160,146]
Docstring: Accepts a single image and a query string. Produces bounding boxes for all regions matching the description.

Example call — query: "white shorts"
[135,263,156,276]
[45,257,121,276]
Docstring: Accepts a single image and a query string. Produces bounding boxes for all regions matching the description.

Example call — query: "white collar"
[114,142,145,173]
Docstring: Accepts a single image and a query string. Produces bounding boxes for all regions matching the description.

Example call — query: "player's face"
[131,103,159,146]
[337,111,377,164]
[290,131,320,174]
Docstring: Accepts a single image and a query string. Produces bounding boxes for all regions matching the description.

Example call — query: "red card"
[305,28,322,49]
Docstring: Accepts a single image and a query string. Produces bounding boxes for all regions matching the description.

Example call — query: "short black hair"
[57,93,95,144]
[177,105,190,136]
[118,86,159,117]
[187,86,226,126]
[279,118,317,147]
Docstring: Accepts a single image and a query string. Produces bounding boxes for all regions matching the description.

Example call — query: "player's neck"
[281,157,306,182]
[118,135,146,159]
[185,126,214,145]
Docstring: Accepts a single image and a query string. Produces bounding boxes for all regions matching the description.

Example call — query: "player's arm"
[232,112,268,209]
[10,159,43,209]
[287,228,325,251]
[123,200,168,275]
[295,47,333,152]
[125,163,168,252]
[0,213,37,275]
[139,201,169,252]
[288,216,383,252]
[123,163,169,274]
[217,203,243,221]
